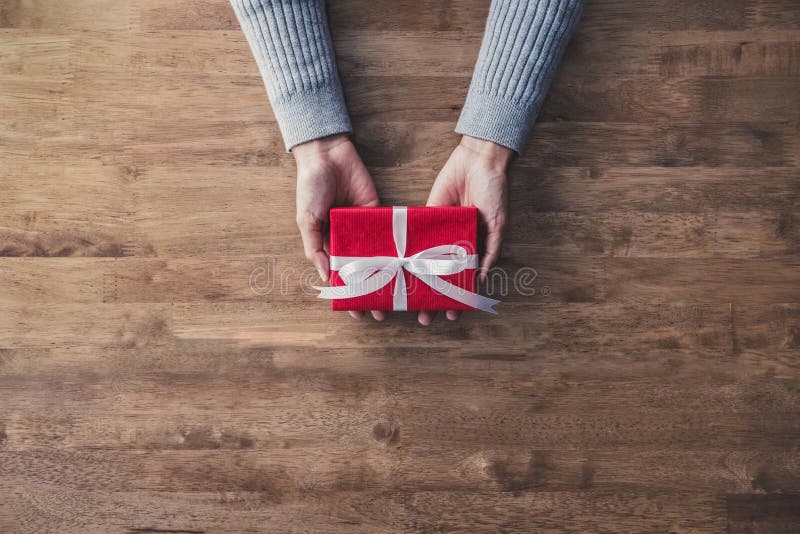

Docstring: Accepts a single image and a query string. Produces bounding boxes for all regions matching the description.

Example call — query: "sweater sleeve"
[230,0,351,151]
[456,0,584,153]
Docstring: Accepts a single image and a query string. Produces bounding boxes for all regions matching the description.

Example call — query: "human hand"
[420,135,513,325]
[293,134,385,321]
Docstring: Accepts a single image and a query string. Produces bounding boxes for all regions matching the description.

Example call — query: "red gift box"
[314,206,498,313]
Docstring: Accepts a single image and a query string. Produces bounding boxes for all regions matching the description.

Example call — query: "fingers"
[350,310,457,323]
[479,228,503,284]
[445,310,460,321]
[349,310,460,323]
[478,205,507,282]
[354,182,380,208]
[297,211,330,282]
[418,310,436,326]
[426,176,458,207]
[349,158,381,208]
[352,177,380,207]
[347,310,386,321]
[427,163,460,206]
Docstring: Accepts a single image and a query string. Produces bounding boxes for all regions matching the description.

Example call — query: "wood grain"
[2,0,799,532]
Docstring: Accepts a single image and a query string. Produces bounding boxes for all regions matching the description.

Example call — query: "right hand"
[293,134,385,321]
[420,135,512,325]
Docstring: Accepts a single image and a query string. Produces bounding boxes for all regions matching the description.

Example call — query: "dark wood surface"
[2,0,800,532]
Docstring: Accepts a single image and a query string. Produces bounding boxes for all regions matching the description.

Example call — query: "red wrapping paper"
[329,206,478,311]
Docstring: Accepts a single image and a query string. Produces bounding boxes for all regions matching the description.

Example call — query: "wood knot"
[372,421,400,447]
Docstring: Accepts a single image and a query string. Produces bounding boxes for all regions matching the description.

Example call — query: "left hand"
[420,135,513,325]
[293,134,385,321]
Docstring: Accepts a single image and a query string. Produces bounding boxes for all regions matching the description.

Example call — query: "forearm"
[230,0,351,150]
[456,0,584,153]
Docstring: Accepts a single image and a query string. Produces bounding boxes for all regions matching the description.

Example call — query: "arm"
[230,0,351,150]
[423,0,583,325]
[456,0,585,153]
[232,0,383,321]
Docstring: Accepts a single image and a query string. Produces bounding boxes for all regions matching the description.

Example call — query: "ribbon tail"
[413,273,500,314]
[313,270,397,300]
[393,271,408,311]
[313,285,374,300]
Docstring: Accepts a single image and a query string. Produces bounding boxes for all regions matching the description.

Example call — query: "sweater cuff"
[270,83,352,151]
[455,92,540,154]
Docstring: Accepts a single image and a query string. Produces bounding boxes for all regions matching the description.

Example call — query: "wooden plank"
[513,166,800,213]
[7,31,797,125]
[507,211,800,258]
[0,0,135,30]
[19,119,792,172]
[8,29,796,80]
[654,30,800,77]
[727,494,800,533]
[3,347,799,432]
[131,0,799,32]
[4,299,797,352]
[3,343,799,409]
[0,31,75,78]
[5,0,795,34]
[518,122,800,169]
[0,157,137,257]
[543,76,800,123]
[2,444,799,496]
[135,0,240,31]
[21,117,756,174]
[170,301,800,353]
[578,0,800,32]
[7,163,794,258]
[0,485,727,533]
[1,253,799,305]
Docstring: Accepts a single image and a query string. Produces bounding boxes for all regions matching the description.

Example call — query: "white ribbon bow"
[314,206,500,313]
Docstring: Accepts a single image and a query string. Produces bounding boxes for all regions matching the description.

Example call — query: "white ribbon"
[314,206,500,313]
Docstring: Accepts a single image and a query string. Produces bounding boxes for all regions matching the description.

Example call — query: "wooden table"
[2,1,799,532]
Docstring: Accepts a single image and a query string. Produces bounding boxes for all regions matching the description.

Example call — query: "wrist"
[459,135,514,168]
[292,133,350,163]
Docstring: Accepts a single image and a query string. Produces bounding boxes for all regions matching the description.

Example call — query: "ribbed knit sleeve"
[230,0,351,151]
[456,0,584,153]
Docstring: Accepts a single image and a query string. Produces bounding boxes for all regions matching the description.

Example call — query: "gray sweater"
[231,0,584,153]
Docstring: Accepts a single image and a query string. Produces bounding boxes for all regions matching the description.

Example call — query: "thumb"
[353,183,380,207]
[297,210,330,282]
[427,171,459,207]
[348,159,381,207]
[479,228,503,284]
[478,212,506,283]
